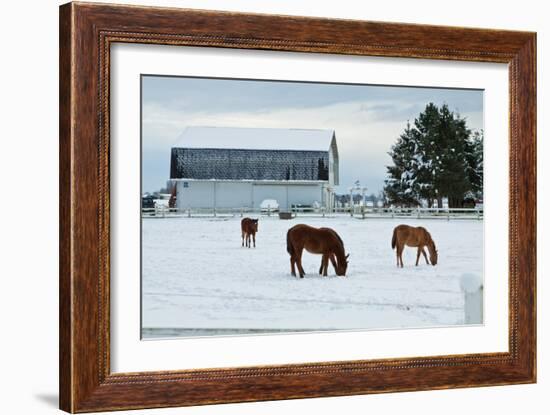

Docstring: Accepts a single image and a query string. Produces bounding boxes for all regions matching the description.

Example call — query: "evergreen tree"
[429,104,471,207]
[413,103,440,207]
[384,103,483,208]
[384,121,420,207]
[465,129,483,198]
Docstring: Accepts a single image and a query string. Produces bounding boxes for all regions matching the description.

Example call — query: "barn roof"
[170,148,330,182]
[173,126,335,152]
[170,126,338,183]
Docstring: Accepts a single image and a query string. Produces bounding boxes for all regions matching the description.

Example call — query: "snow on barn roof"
[173,126,335,152]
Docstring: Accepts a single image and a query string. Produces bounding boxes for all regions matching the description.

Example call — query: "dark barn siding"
[170,148,329,181]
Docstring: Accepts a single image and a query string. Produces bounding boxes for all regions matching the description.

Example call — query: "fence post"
[322,206,326,217]
[361,205,365,219]
[240,207,243,217]
[447,208,450,221]
[460,273,483,324]
[417,208,421,219]
[213,207,216,217]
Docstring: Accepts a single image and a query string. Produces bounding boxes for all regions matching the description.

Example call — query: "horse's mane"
[427,233,437,251]
[322,228,344,249]
[333,230,344,248]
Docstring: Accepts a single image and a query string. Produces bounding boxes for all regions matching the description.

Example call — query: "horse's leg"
[396,243,401,267]
[247,233,251,248]
[290,256,296,276]
[422,247,429,265]
[416,247,421,266]
[397,244,404,268]
[252,232,256,248]
[296,248,306,278]
[319,254,329,275]
[241,231,244,247]
[329,254,338,273]
[322,254,329,277]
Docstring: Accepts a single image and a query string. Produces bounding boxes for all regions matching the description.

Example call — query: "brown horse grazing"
[241,218,259,248]
[391,224,438,268]
[287,224,349,278]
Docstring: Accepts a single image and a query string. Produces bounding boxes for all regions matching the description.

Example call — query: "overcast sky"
[142,75,483,194]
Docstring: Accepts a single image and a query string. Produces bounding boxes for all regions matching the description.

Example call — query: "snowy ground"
[141,216,483,338]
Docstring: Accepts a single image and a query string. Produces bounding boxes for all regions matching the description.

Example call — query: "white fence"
[142,205,483,220]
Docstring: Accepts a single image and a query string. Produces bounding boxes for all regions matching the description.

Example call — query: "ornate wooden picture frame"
[59,2,536,412]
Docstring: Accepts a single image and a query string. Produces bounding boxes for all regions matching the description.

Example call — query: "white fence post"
[460,273,483,324]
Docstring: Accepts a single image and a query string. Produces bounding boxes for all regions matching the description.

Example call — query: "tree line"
[384,103,483,208]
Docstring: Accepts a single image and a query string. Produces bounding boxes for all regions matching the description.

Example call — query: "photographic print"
[141,75,484,339]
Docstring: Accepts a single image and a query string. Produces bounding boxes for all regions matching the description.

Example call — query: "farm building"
[170,126,339,211]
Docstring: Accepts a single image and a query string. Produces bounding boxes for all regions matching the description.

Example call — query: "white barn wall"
[176,180,324,210]
[287,185,324,207]
[176,181,213,208]
[216,182,254,208]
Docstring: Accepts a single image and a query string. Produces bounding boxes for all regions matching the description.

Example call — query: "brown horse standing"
[241,218,258,248]
[286,224,349,278]
[391,224,438,267]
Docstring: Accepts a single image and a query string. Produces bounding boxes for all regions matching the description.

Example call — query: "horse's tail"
[286,229,294,256]
[391,228,397,249]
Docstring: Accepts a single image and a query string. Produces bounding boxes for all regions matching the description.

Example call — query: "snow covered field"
[141,216,483,338]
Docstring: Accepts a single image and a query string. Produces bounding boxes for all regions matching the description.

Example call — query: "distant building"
[170,126,339,210]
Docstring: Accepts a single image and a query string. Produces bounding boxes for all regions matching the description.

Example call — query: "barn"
[170,126,339,211]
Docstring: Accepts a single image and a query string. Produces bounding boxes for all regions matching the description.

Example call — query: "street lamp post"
[348,187,354,216]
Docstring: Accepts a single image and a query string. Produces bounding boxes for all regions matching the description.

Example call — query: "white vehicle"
[153,198,169,208]
[260,199,279,212]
